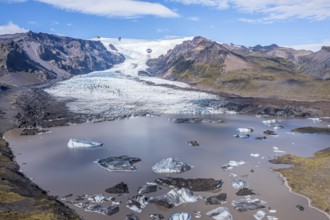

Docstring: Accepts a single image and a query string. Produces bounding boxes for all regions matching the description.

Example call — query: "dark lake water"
[5,114,330,220]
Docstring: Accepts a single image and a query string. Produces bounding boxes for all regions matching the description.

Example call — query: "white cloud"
[36,0,179,18]
[0,21,28,35]
[187,16,200,21]
[171,0,330,22]
[28,21,38,25]
[170,0,229,9]
[287,40,330,52]
[66,23,72,26]
[0,0,26,3]
[156,28,170,33]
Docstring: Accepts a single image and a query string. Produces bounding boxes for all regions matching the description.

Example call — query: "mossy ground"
[0,138,80,220]
[270,147,330,214]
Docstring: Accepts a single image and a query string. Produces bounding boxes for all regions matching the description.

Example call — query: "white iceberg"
[253,210,266,220]
[126,195,149,213]
[86,194,113,203]
[222,160,246,170]
[68,138,102,148]
[308,117,322,123]
[232,196,267,212]
[273,146,285,154]
[152,158,192,173]
[206,207,233,220]
[267,216,279,220]
[169,212,191,220]
[237,128,254,133]
[232,178,249,189]
[150,188,199,208]
[250,153,260,157]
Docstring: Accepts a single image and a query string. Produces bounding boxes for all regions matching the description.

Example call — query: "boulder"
[155,177,223,191]
[98,155,141,172]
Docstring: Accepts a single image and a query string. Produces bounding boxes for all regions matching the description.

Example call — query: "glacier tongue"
[46,37,227,117]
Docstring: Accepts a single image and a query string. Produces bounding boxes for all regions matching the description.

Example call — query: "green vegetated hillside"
[147,36,330,101]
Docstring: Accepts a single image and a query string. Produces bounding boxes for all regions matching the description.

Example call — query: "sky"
[0,0,330,51]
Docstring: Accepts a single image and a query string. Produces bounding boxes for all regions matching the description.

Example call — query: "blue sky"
[1,0,330,50]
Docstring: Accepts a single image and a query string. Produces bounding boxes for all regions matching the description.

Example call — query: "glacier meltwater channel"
[45,37,228,117]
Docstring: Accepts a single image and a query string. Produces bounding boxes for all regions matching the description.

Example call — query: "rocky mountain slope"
[0,31,124,86]
[147,36,330,101]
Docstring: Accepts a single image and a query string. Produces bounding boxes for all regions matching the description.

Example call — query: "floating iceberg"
[84,204,119,216]
[126,195,149,213]
[67,138,102,148]
[149,188,199,209]
[308,118,322,123]
[137,182,157,194]
[267,216,279,220]
[250,153,260,157]
[206,207,233,220]
[206,193,227,205]
[237,128,254,133]
[169,212,191,220]
[232,196,267,212]
[154,177,223,191]
[98,155,141,172]
[262,119,283,129]
[222,160,246,170]
[253,210,266,220]
[232,178,249,189]
[152,158,192,174]
[86,194,113,203]
[126,213,140,220]
[273,146,285,154]
[150,214,164,220]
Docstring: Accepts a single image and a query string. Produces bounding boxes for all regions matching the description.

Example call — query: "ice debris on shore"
[222,160,246,170]
[308,117,322,123]
[273,146,285,154]
[169,212,191,220]
[152,158,192,173]
[67,138,102,148]
[149,188,199,209]
[97,155,141,172]
[206,207,233,220]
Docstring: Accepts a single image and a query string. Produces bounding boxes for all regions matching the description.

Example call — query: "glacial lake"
[5,114,330,220]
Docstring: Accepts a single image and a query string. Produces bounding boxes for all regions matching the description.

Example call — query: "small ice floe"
[234,128,253,139]
[250,153,260,158]
[269,210,277,214]
[262,119,283,129]
[126,213,140,220]
[205,193,227,205]
[152,158,192,174]
[187,140,199,147]
[105,182,129,194]
[231,196,267,212]
[86,194,113,203]
[194,210,202,218]
[170,118,223,124]
[263,130,277,136]
[273,146,285,154]
[137,182,157,194]
[97,155,141,172]
[267,216,278,220]
[308,118,322,123]
[232,178,249,189]
[126,195,149,213]
[236,188,256,196]
[222,160,246,170]
[67,138,102,148]
[149,188,199,209]
[229,173,238,178]
[150,214,164,220]
[206,207,233,220]
[84,204,119,216]
[254,210,266,220]
[169,212,191,220]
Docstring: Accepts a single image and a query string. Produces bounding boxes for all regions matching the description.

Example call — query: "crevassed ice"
[46,37,227,117]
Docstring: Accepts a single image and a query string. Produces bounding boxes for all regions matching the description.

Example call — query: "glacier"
[45,37,227,117]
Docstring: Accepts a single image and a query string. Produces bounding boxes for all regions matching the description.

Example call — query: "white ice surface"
[152,157,192,173]
[169,212,191,220]
[46,37,227,117]
[67,138,102,148]
[206,207,233,220]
